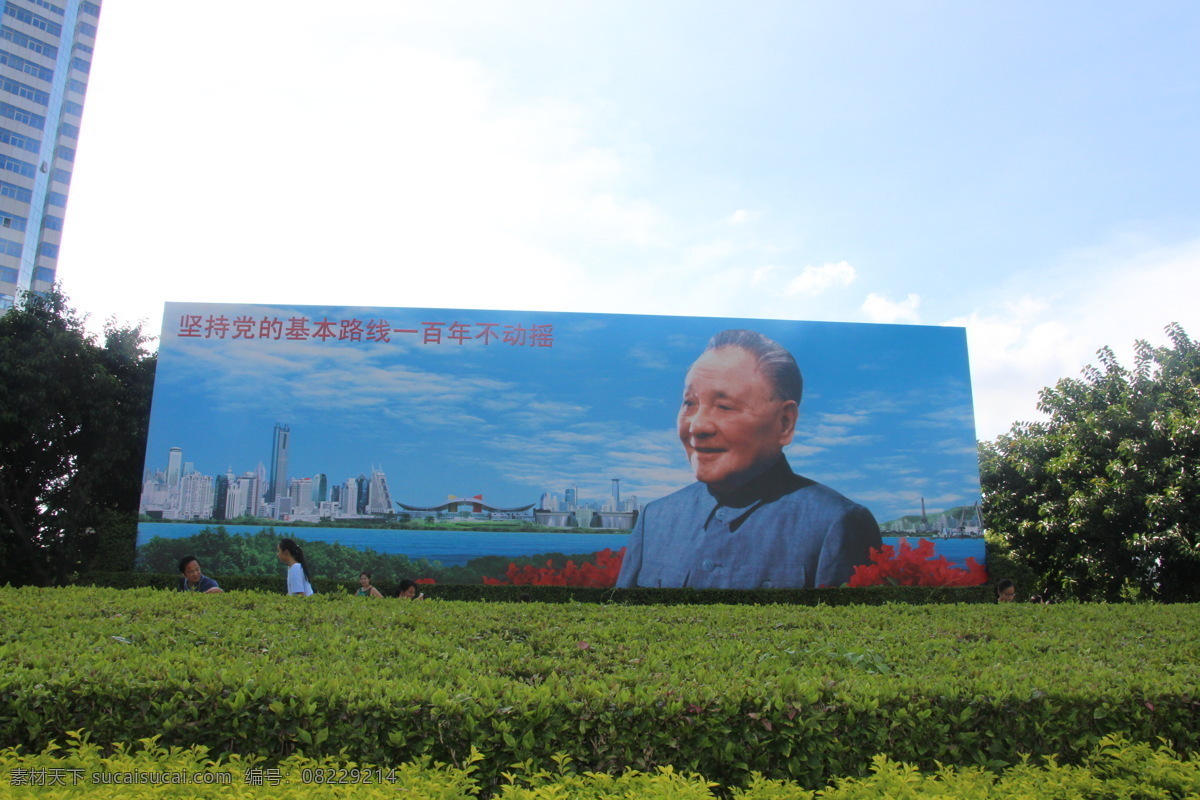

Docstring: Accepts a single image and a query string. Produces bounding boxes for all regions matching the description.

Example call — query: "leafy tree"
[981,323,1200,602]
[0,289,155,585]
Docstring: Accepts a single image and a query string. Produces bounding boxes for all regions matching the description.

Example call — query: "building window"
[71,56,90,74]
[58,121,78,140]
[51,167,70,185]
[0,50,54,83]
[67,78,86,95]
[63,100,83,117]
[3,6,62,38]
[0,293,14,310]
[55,144,74,162]
[38,243,58,259]
[0,127,41,154]
[0,102,46,131]
[45,190,65,206]
[0,25,58,60]
[0,213,28,231]
[1,77,50,107]
[74,42,93,55]
[76,20,97,38]
[29,0,65,17]
[1,181,33,203]
[0,239,23,258]
[41,214,60,230]
[22,60,53,82]
[0,155,36,179]
[0,266,18,283]
[80,1,100,18]
[34,266,54,282]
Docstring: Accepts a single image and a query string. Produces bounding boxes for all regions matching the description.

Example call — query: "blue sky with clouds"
[146,302,978,522]
[58,1,1200,443]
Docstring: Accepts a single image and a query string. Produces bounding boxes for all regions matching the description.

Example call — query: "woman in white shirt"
[277,538,314,596]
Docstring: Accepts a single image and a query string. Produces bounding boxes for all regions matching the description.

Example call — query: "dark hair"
[177,555,198,574]
[397,579,417,597]
[994,578,1015,601]
[359,571,372,580]
[279,538,311,584]
[705,329,803,404]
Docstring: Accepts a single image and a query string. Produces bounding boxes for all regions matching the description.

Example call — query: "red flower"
[848,538,987,587]
[414,578,436,585]
[484,547,626,587]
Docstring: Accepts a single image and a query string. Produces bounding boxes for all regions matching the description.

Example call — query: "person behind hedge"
[995,578,1016,603]
[396,579,424,600]
[356,571,383,598]
[277,538,314,596]
[177,555,222,593]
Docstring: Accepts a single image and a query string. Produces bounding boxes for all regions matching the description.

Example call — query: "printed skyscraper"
[0,0,100,310]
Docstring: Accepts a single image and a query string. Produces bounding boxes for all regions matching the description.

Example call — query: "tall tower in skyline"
[366,468,392,514]
[165,447,182,489]
[0,0,101,310]
[267,423,290,504]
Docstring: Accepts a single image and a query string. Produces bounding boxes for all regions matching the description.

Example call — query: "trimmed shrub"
[78,572,994,604]
[1,587,1197,792]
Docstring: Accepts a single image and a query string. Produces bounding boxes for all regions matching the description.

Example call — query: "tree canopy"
[0,290,156,585]
[981,323,1200,602]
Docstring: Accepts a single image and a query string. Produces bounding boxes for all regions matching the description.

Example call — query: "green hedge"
[1,587,1197,793]
[3,734,1198,799]
[78,571,995,604]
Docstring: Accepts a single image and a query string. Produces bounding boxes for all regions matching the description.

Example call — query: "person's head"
[277,538,311,583]
[397,579,417,599]
[677,330,801,494]
[178,556,202,585]
[995,579,1016,603]
[277,538,302,565]
[359,571,372,588]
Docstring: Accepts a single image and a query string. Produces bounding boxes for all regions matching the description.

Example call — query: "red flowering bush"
[482,547,626,587]
[414,578,436,585]
[848,538,987,587]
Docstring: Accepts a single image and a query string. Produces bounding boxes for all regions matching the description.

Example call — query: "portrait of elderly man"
[616,329,882,589]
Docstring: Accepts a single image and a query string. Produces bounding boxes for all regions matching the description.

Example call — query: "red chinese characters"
[177,314,555,346]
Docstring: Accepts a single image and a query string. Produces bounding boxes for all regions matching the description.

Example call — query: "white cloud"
[948,237,1200,440]
[750,265,778,286]
[785,261,857,296]
[60,8,666,339]
[862,292,921,324]
[728,209,751,225]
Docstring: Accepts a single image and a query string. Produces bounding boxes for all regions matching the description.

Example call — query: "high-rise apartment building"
[0,0,100,310]
[267,423,290,504]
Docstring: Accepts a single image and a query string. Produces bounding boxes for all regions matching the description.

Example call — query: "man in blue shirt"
[177,555,223,593]
[616,329,881,589]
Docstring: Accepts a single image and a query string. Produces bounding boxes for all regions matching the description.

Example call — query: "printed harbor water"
[138,523,984,569]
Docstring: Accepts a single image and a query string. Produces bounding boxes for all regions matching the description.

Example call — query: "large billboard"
[139,303,985,590]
